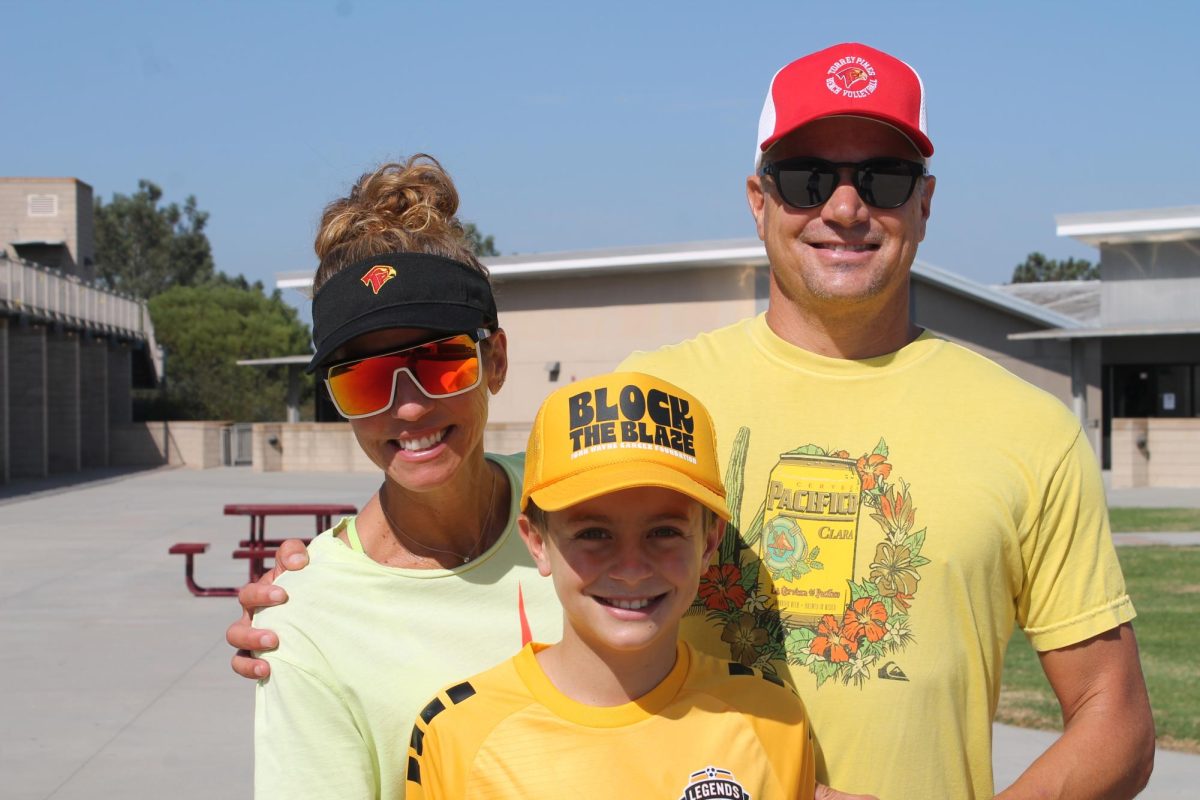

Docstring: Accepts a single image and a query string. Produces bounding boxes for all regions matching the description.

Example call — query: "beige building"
[1009,205,1200,487]
[0,178,96,282]
[0,177,159,484]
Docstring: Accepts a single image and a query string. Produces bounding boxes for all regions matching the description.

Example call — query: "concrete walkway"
[1113,532,1200,546]
[1105,479,1200,509]
[1,467,1196,799]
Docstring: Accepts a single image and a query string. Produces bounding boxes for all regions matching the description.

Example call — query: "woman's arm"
[255,655,376,800]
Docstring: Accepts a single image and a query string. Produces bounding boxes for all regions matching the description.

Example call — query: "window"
[1109,364,1197,418]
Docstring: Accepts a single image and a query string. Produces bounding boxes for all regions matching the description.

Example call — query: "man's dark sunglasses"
[759,157,928,210]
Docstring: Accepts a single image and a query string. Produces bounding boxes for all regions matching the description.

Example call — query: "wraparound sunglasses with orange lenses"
[323,329,491,419]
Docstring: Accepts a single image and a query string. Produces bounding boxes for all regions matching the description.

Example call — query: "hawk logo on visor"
[361,265,397,295]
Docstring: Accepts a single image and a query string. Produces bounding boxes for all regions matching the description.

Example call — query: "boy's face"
[519,487,723,661]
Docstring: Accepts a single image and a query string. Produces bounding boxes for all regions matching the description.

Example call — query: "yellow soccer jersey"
[406,641,814,799]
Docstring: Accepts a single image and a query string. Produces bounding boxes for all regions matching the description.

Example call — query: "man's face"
[747,116,935,315]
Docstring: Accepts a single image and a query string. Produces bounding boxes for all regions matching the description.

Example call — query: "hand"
[814,783,879,800]
[226,538,310,679]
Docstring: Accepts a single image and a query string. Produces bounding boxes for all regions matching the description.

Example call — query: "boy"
[405,372,814,799]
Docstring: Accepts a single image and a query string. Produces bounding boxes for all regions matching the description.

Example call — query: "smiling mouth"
[810,243,879,252]
[395,428,448,452]
[595,594,666,611]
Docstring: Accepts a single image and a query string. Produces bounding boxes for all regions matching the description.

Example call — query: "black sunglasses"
[759,157,927,210]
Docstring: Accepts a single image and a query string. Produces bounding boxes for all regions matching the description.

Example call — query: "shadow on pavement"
[0,465,178,505]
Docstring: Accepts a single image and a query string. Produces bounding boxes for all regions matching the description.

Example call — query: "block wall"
[0,318,7,483]
[8,323,47,478]
[80,337,109,467]
[47,333,81,473]
[108,343,132,424]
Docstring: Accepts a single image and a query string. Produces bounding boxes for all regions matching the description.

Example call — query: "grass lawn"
[1109,507,1200,532]
[997,545,1200,752]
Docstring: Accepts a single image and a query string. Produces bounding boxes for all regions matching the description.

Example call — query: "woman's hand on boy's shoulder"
[815,783,880,800]
[227,538,310,680]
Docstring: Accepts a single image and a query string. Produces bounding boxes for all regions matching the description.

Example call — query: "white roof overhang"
[1056,206,1200,246]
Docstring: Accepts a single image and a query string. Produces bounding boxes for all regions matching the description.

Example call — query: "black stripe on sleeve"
[410,724,424,756]
[419,697,446,725]
[445,681,477,705]
[407,756,421,785]
[727,662,754,677]
[762,670,786,688]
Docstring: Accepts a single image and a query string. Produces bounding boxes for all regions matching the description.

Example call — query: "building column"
[9,322,48,478]
[47,331,82,473]
[80,335,110,468]
[1070,339,1087,430]
[286,364,301,423]
[108,342,132,425]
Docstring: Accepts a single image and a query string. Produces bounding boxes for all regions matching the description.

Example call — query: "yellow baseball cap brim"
[526,459,729,520]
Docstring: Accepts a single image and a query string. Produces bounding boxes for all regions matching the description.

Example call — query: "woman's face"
[337,327,508,493]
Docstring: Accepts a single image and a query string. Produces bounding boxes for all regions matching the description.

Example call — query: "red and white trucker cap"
[756,42,932,167]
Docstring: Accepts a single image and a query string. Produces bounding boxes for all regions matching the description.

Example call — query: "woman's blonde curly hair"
[312,154,487,293]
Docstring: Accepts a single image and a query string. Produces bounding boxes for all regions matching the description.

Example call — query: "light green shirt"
[254,452,562,800]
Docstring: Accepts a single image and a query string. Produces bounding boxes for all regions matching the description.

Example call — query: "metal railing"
[0,255,161,379]
[0,255,152,339]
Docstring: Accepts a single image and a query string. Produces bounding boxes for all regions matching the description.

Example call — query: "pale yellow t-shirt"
[620,314,1133,800]
[254,453,563,800]
[407,641,814,799]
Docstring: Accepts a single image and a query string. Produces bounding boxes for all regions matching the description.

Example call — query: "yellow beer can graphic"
[761,454,862,628]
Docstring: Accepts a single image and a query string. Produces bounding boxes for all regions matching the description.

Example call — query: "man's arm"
[996,622,1153,799]
[227,538,310,679]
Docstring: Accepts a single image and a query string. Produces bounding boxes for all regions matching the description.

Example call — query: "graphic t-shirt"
[406,641,815,799]
[619,314,1133,800]
[254,453,563,800]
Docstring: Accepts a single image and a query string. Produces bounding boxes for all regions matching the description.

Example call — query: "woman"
[250,155,562,800]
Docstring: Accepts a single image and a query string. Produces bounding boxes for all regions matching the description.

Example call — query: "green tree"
[1011,252,1099,283]
[464,222,499,257]
[94,180,215,297]
[148,282,313,421]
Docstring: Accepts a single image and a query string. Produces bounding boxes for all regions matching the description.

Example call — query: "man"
[616,42,1154,799]
[232,42,1154,800]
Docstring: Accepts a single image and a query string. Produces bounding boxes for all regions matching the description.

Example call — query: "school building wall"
[488,264,761,436]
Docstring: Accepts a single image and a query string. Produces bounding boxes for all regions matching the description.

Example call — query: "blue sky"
[7,0,1199,314]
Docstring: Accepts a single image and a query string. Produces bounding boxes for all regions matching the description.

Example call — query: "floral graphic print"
[691,430,931,688]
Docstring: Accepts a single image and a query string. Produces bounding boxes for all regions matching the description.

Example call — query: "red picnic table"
[169,502,357,597]
[224,503,358,548]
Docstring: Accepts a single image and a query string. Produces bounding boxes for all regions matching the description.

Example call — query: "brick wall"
[8,323,47,477]
[0,318,7,482]
[47,332,81,473]
[80,336,109,467]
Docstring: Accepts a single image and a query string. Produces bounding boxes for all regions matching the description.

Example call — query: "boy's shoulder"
[684,646,807,723]
[413,653,532,742]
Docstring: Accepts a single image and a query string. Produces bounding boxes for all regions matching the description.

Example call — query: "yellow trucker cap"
[521,372,729,519]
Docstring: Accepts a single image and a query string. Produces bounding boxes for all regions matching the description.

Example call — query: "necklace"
[377,464,499,565]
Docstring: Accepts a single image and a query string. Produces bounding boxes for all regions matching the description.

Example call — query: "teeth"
[397,429,447,451]
[608,598,652,610]
[822,244,873,251]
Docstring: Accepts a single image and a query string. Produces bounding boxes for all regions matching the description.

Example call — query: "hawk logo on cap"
[826,56,878,99]
[361,265,397,295]
[835,66,870,90]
